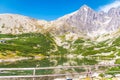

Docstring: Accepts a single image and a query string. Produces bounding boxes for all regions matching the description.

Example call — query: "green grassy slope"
[0,33,67,57]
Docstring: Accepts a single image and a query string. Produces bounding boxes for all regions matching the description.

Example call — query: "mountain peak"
[81,4,89,8]
[79,5,94,12]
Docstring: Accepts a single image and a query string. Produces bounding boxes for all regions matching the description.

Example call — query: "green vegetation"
[0,34,15,38]
[109,60,120,75]
[0,33,67,57]
[115,58,120,64]
[72,37,117,57]
[0,59,54,68]
[74,58,98,65]
[74,38,85,44]
[113,37,120,46]
[0,33,119,58]
[0,58,55,75]
[106,66,120,75]
[1,33,120,76]
[0,57,97,75]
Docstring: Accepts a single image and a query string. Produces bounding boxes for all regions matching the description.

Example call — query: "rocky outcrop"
[51,5,120,37]
[0,14,43,34]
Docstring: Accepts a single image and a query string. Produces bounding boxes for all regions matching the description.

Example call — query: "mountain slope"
[51,5,120,38]
[0,14,43,34]
[1,5,120,39]
[0,33,68,58]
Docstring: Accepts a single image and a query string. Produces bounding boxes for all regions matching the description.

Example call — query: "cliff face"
[51,5,120,37]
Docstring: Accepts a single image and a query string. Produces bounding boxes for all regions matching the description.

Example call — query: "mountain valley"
[1,5,120,77]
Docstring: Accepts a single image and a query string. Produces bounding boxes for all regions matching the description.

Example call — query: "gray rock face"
[53,5,120,37]
[0,14,42,34]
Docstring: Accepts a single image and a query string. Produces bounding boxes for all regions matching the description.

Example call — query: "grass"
[0,34,15,38]
[105,66,120,75]
[0,33,68,57]
[0,33,119,57]
[72,37,118,57]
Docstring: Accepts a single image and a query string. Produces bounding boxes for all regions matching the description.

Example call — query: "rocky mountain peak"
[1,5,120,39]
[108,7,120,17]
[51,5,120,37]
[79,5,93,12]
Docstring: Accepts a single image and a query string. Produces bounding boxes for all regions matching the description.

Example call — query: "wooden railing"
[0,64,119,80]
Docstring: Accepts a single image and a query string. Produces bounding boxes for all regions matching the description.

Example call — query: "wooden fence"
[0,64,119,80]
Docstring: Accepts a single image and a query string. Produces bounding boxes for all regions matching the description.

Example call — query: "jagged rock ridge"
[1,5,120,38]
[52,5,120,37]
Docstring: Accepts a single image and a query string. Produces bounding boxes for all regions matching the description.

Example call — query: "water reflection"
[0,56,98,68]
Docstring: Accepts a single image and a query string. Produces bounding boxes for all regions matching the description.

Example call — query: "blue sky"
[0,0,118,20]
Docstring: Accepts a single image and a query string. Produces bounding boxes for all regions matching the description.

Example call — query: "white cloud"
[99,0,120,12]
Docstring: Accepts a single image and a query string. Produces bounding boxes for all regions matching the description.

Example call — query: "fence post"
[33,68,36,80]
